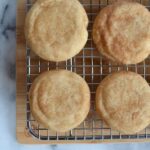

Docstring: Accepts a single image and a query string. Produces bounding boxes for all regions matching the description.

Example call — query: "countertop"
[0,0,150,149]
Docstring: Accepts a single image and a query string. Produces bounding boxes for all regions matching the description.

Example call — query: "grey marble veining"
[0,0,149,149]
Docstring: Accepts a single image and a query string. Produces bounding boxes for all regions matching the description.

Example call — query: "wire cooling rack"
[26,0,150,141]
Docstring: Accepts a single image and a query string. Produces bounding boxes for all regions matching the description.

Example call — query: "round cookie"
[25,0,88,62]
[93,1,150,64]
[96,71,150,134]
[29,70,90,132]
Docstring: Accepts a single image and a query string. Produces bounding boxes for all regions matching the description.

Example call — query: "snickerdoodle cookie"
[96,71,150,134]
[93,1,150,64]
[29,70,90,132]
[25,0,88,61]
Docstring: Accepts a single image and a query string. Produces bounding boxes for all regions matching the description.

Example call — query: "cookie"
[25,0,88,62]
[29,70,90,132]
[96,71,150,134]
[93,1,150,64]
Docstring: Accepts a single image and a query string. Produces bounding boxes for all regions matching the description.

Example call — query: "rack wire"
[26,0,150,141]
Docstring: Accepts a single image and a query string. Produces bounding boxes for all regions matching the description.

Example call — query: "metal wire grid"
[26,0,150,141]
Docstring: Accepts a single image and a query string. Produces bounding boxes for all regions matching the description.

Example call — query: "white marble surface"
[0,0,150,149]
